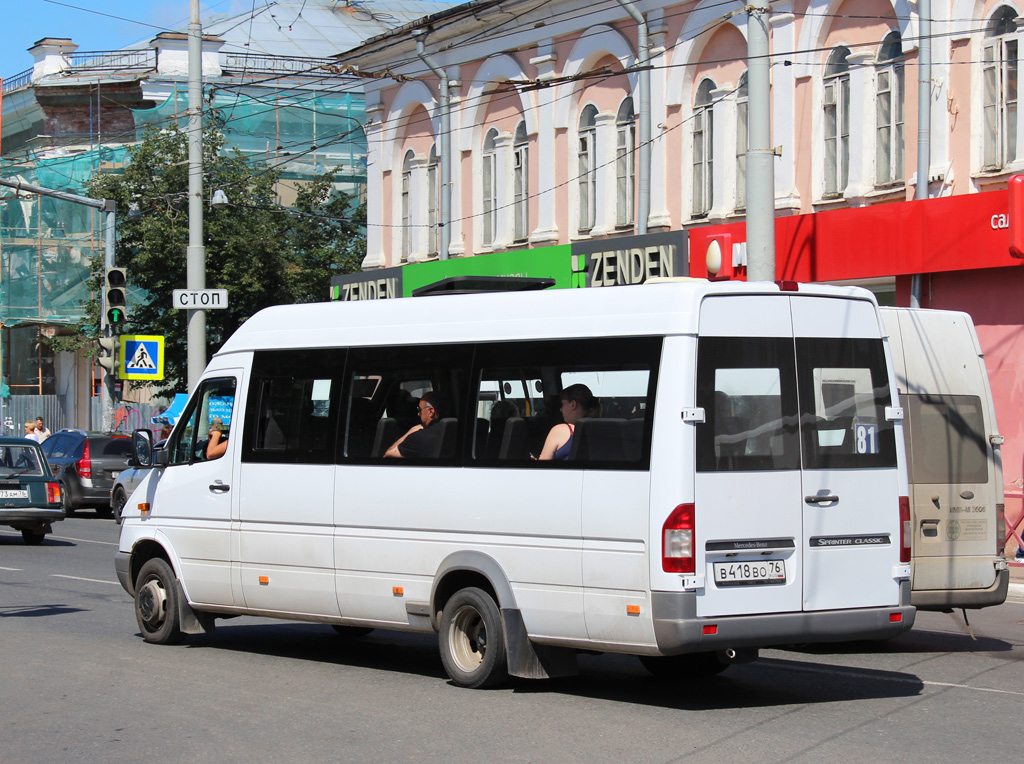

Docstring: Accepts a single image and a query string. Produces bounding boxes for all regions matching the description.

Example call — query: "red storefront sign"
[688,190,1022,281]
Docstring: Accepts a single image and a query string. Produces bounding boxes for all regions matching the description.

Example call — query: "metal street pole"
[745,5,776,283]
[0,177,117,430]
[187,0,207,392]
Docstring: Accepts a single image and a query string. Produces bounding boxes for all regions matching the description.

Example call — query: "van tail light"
[663,504,695,573]
[899,495,911,563]
[77,439,92,480]
[996,503,1006,556]
[46,482,61,504]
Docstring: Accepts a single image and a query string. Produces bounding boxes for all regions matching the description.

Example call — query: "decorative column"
[769,9,800,210]
[591,111,618,236]
[844,49,876,202]
[529,45,560,244]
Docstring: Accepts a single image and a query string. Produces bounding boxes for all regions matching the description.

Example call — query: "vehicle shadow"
[0,533,75,547]
[172,622,925,709]
[782,628,1013,655]
[0,604,87,618]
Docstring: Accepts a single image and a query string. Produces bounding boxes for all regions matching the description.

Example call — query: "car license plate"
[713,559,786,587]
[0,489,28,499]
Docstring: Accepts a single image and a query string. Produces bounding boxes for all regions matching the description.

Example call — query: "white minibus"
[880,307,1009,610]
[116,280,914,688]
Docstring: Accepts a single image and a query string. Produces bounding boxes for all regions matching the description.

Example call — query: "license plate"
[0,489,28,499]
[713,559,786,587]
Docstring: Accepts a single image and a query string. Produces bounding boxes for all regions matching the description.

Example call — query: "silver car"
[109,440,164,523]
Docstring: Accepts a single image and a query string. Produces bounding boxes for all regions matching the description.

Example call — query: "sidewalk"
[1008,559,1024,600]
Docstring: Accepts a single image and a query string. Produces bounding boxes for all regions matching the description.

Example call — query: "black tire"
[111,488,127,524]
[134,558,185,645]
[60,483,75,516]
[438,587,508,689]
[21,529,46,545]
[331,625,374,638]
[639,652,728,679]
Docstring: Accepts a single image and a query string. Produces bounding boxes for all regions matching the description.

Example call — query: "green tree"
[51,124,365,395]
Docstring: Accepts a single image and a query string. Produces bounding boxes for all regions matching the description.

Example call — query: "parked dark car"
[40,430,131,516]
[0,437,64,544]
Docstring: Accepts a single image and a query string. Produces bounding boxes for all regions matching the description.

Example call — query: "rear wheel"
[21,529,46,545]
[438,587,508,689]
[60,483,75,516]
[111,488,127,524]
[639,652,728,679]
[134,558,185,645]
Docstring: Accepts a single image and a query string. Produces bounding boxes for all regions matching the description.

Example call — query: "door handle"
[209,483,230,493]
[805,494,839,504]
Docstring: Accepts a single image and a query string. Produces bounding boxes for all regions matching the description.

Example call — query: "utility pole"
[0,177,117,431]
[186,0,207,391]
[745,5,776,283]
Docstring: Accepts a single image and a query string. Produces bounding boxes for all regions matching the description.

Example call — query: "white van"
[880,307,1009,610]
[116,281,914,688]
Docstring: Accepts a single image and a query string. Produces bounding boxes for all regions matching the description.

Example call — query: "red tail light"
[663,503,695,573]
[46,482,61,504]
[899,495,911,563]
[77,439,92,480]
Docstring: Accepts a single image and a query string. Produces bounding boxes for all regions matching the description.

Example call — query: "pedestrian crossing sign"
[119,335,165,380]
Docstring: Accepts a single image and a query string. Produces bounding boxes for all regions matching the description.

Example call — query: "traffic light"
[97,336,118,376]
[105,268,128,328]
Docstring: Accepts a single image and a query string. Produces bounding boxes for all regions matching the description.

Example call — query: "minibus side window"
[241,349,343,465]
[905,394,988,484]
[169,378,237,465]
[470,337,661,469]
[696,337,800,472]
[796,337,896,469]
[341,344,472,463]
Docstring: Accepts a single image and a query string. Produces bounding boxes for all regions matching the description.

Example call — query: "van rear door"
[694,294,904,618]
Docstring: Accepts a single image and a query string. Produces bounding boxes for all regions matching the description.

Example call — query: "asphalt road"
[2,516,1022,764]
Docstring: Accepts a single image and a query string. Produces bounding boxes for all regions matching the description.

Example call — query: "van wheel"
[639,652,728,678]
[331,625,374,638]
[134,558,185,645]
[21,529,46,545]
[111,488,127,524]
[439,587,508,689]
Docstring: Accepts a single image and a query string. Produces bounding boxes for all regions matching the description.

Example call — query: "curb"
[1008,582,1024,601]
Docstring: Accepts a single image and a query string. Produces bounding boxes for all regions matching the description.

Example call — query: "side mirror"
[132,429,154,468]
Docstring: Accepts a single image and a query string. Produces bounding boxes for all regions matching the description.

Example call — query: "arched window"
[616,97,636,227]
[876,32,905,184]
[736,71,749,210]
[824,46,851,196]
[482,128,499,247]
[692,79,715,217]
[578,104,598,232]
[401,150,413,261]
[427,145,439,256]
[984,6,1018,169]
[513,121,529,242]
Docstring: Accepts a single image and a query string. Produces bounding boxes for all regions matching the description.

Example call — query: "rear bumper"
[651,581,915,654]
[911,568,1009,611]
[0,508,64,526]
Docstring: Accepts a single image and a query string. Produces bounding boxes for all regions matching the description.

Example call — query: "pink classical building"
[337,0,1024,521]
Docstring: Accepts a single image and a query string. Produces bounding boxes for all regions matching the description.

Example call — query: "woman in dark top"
[537,384,597,460]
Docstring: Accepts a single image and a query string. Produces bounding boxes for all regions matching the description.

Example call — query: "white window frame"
[401,150,413,262]
[824,47,851,197]
[692,79,715,218]
[513,122,529,242]
[427,145,439,256]
[736,72,748,211]
[983,7,1019,171]
[616,98,636,228]
[482,128,499,248]
[578,105,598,233]
[875,33,905,186]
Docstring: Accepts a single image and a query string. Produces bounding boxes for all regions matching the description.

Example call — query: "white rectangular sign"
[172,289,229,310]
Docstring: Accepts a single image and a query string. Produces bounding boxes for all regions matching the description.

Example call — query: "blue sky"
[1,1,252,78]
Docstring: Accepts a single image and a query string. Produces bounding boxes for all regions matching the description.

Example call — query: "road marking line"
[766,659,1024,696]
[51,535,118,546]
[51,574,121,586]
[0,566,23,571]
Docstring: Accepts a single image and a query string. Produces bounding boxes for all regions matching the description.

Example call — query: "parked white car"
[110,440,164,523]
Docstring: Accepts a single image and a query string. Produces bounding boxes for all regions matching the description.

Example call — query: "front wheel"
[21,529,46,545]
[438,587,508,689]
[111,488,127,524]
[134,558,185,645]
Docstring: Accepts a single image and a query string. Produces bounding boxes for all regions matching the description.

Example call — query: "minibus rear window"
[696,337,800,472]
[796,337,897,470]
[905,394,988,484]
